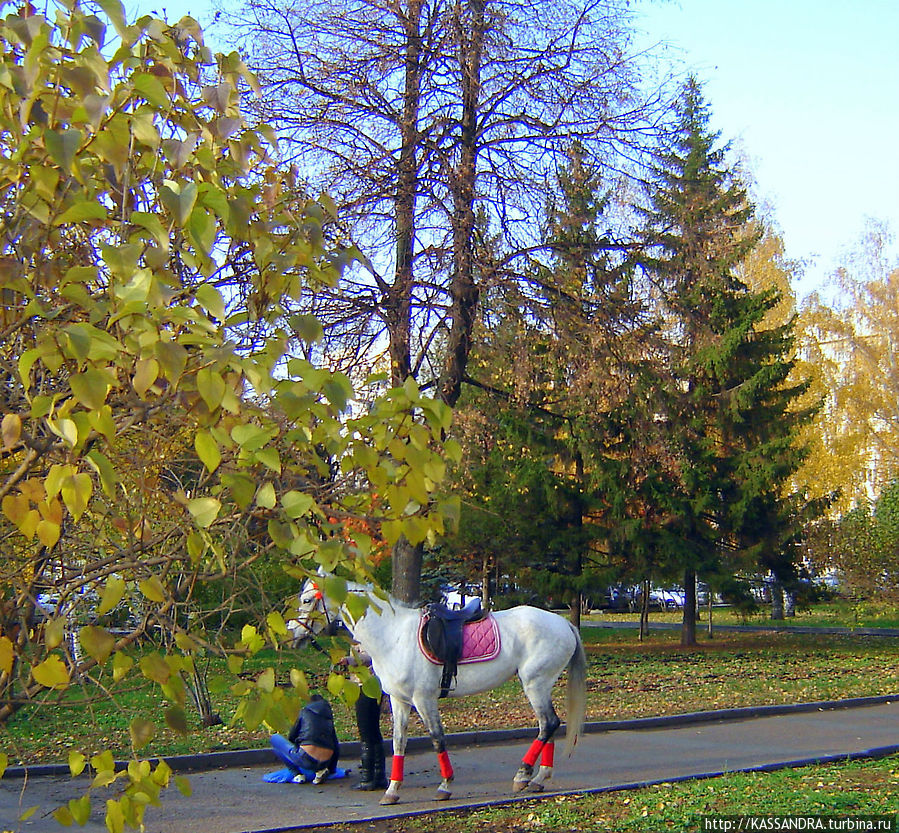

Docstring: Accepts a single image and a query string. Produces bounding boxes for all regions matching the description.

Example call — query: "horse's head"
[287,571,385,645]
[286,577,340,646]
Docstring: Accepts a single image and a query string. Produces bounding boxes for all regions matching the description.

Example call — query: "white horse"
[292,576,587,805]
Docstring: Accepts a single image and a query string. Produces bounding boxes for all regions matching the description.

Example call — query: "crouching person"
[270,694,340,784]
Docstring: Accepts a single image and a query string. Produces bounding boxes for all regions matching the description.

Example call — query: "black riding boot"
[355,693,388,790]
[369,742,387,789]
[354,743,384,790]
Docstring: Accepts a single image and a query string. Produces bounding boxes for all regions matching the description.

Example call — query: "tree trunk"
[183,662,222,728]
[440,0,485,408]
[569,594,581,630]
[391,535,423,605]
[639,578,650,641]
[681,568,697,646]
[386,0,422,388]
[570,450,585,631]
[770,578,785,620]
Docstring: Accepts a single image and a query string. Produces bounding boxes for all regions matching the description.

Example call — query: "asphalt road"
[3,697,898,833]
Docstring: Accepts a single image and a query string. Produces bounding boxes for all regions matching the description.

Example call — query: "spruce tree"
[640,79,818,645]
[445,144,646,623]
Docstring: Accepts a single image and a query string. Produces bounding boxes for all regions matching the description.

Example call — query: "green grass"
[307,755,899,832]
[2,616,898,768]
[588,599,899,629]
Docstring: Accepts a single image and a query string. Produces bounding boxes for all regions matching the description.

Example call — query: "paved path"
[3,698,897,833]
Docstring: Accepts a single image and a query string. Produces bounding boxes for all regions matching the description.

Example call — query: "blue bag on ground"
[263,766,349,783]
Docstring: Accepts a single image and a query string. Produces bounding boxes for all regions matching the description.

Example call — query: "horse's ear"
[316,565,327,577]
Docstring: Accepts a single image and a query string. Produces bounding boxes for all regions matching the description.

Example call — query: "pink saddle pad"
[418,614,501,665]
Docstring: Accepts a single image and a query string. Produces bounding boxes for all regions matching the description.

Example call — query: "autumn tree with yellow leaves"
[0,2,454,827]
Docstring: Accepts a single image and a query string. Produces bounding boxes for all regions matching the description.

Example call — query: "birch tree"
[0,3,451,824]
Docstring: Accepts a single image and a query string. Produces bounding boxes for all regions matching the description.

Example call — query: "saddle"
[420,599,485,698]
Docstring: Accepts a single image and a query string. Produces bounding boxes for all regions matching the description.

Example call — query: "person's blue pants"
[270,734,337,778]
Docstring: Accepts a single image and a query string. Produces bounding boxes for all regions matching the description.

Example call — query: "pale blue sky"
[634,0,899,296]
[137,0,899,297]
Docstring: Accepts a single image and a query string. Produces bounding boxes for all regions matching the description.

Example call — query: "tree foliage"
[222,0,664,602]
[443,142,656,619]
[798,222,899,512]
[639,79,819,644]
[0,1,452,825]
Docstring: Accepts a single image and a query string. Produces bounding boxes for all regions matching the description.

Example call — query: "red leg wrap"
[541,742,555,768]
[437,750,454,780]
[522,738,545,767]
[390,755,404,782]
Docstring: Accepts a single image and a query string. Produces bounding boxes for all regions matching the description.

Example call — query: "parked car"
[601,585,636,611]
[634,586,684,611]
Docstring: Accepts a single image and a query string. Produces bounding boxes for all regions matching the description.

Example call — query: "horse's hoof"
[527,781,546,792]
[379,792,400,806]
[512,780,530,792]
[435,788,452,801]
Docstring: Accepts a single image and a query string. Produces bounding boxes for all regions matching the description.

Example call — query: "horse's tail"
[563,622,587,757]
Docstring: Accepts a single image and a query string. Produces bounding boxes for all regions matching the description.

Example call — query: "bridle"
[294,581,339,641]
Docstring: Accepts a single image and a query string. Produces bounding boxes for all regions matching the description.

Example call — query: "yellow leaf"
[129,717,156,751]
[68,751,87,776]
[289,668,309,701]
[32,655,70,689]
[45,464,75,499]
[256,667,275,693]
[152,759,172,787]
[112,652,133,683]
[138,575,166,603]
[18,508,40,538]
[326,672,344,697]
[79,626,116,664]
[1,413,21,449]
[104,798,125,833]
[49,417,78,448]
[139,652,170,684]
[174,632,197,652]
[68,795,91,826]
[196,368,226,411]
[255,482,276,509]
[97,576,126,616]
[194,430,221,474]
[266,611,288,637]
[132,358,159,398]
[36,518,61,548]
[1,493,27,526]
[44,616,66,650]
[0,636,13,675]
[61,472,92,520]
[70,368,110,410]
[187,497,220,528]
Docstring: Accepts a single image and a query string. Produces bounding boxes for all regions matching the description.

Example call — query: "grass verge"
[303,754,899,833]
